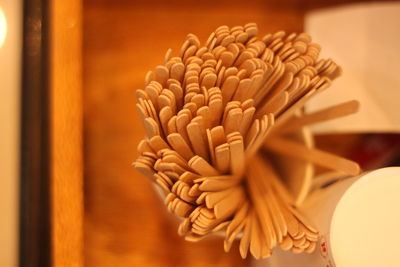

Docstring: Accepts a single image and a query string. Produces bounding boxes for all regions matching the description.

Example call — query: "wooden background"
[81,0,373,266]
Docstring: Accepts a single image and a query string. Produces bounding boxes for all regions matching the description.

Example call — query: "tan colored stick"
[229,137,245,177]
[189,155,219,176]
[279,100,359,132]
[265,136,361,176]
[167,133,194,161]
[274,88,316,128]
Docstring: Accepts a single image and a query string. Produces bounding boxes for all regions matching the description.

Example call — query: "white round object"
[330,167,400,267]
[254,167,400,267]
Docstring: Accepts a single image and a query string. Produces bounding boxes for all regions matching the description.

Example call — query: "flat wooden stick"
[187,122,209,161]
[167,133,194,161]
[274,88,316,128]
[215,143,230,174]
[229,137,245,177]
[279,100,359,132]
[239,214,252,259]
[189,155,219,176]
[265,136,361,176]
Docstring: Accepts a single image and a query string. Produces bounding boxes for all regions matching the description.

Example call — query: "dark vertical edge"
[20,0,51,266]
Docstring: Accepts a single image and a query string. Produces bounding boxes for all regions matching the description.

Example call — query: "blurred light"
[0,6,7,48]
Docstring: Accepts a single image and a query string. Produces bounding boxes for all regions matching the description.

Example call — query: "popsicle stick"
[178,218,191,236]
[246,114,274,159]
[148,135,170,153]
[214,187,244,219]
[210,126,226,147]
[239,107,255,137]
[265,187,287,242]
[249,214,263,259]
[208,99,223,127]
[204,186,237,209]
[212,221,230,232]
[188,155,219,176]
[232,78,252,101]
[255,91,288,118]
[198,176,238,191]
[167,133,194,161]
[280,235,294,251]
[143,117,160,138]
[279,100,360,132]
[197,106,211,129]
[244,119,259,148]
[274,88,316,128]
[133,162,155,180]
[229,137,245,177]
[224,108,243,134]
[179,171,200,184]
[215,143,230,174]
[154,65,169,86]
[137,139,154,154]
[176,112,191,144]
[187,122,209,161]
[239,214,252,259]
[265,136,361,176]
[167,115,177,134]
[159,106,173,136]
[155,175,171,194]
[247,160,275,249]
[221,76,240,105]
[224,217,246,252]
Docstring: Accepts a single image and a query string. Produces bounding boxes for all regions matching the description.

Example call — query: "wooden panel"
[50,0,83,266]
[82,1,303,266]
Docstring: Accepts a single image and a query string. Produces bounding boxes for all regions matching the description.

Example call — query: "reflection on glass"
[0,6,7,48]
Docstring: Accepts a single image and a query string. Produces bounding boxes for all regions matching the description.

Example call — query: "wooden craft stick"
[159,106,173,137]
[239,214,252,259]
[167,133,194,160]
[214,187,244,219]
[167,115,178,134]
[137,139,154,154]
[215,143,230,174]
[247,160,275,249]
[255,91,288,118]
[224,108,243,134]
[154,65,169,86]
[221,76,240,106]
[249,214,263,259]
[209,99,223,127]
[239,107,255,137]
[274,88,316,128]
[176,112,191,144]
[133,162,155,180]
[143,117,160,138]
[204,186,236,209]
[265,136,361,176]
[188,155,219,176]
[232,78,252,102]
[198,176,238,191]
[210,125,226,146]
[229,137,245,177]
[148,135,170,153]
[279,100,360,132]
[187,122,209,161]
[179,171,200,184]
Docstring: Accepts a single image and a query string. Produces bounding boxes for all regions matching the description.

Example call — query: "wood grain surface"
[50,0,83,266]
[81,1,367,266]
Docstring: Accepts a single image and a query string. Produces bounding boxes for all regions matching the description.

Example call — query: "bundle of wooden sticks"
[134,23,360,259]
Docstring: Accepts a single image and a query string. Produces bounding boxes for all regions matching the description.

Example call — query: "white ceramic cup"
[254,167,400,267]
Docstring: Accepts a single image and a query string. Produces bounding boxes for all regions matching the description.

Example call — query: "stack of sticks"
[134,23,361,259]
